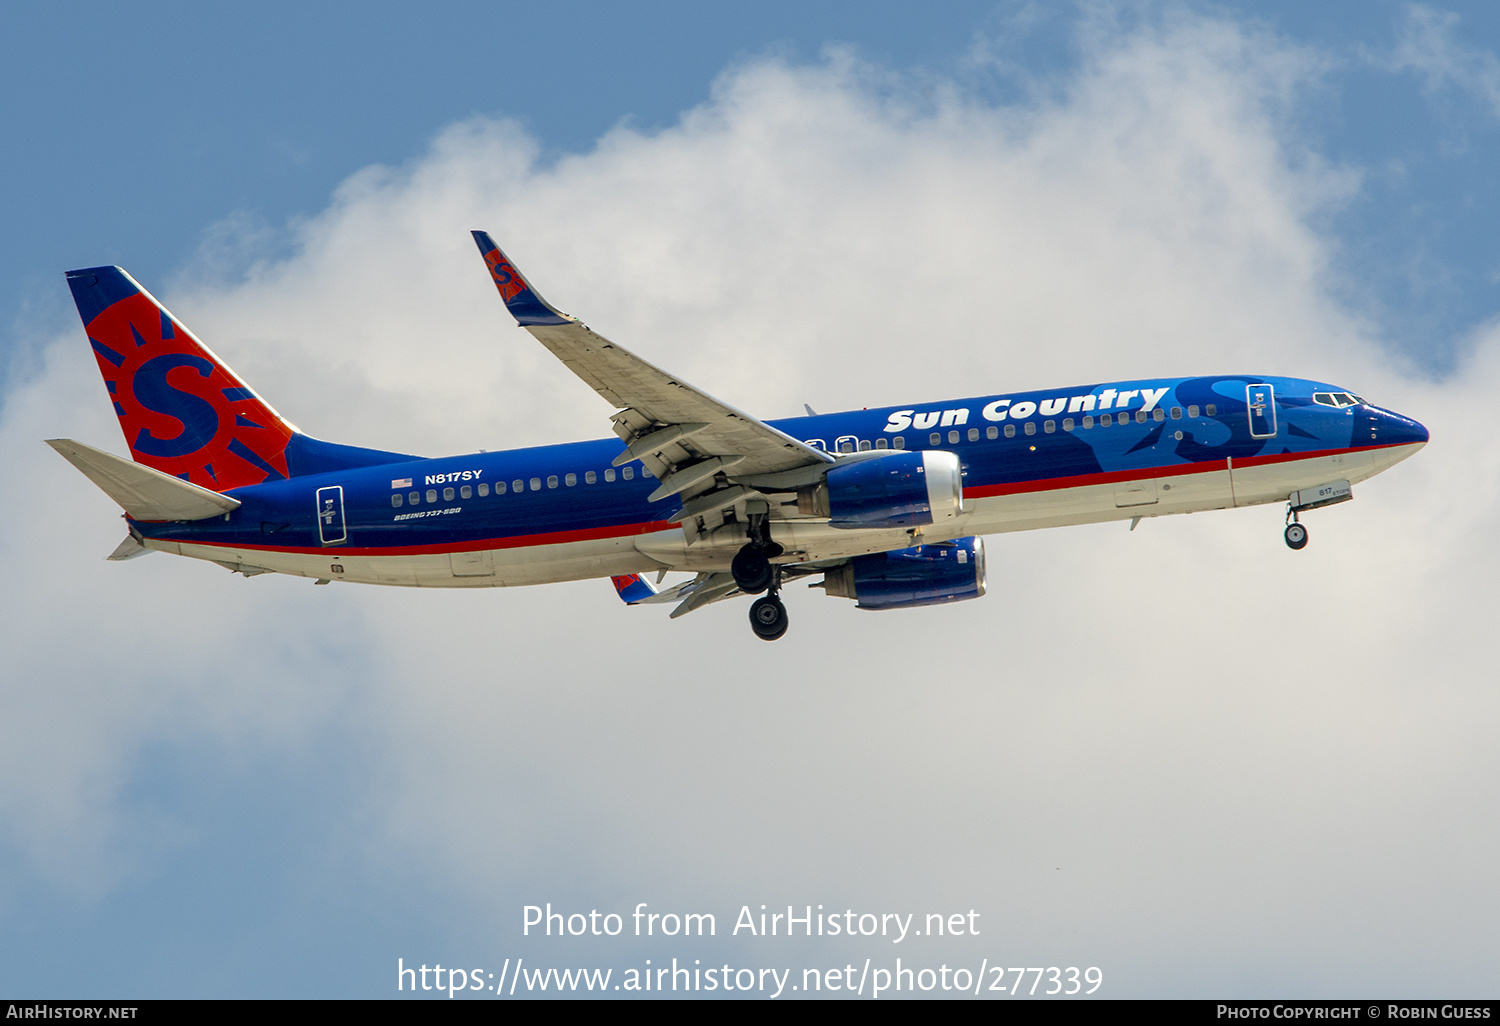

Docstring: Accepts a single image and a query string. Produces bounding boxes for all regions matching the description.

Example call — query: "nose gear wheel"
[1284,504,1308,550]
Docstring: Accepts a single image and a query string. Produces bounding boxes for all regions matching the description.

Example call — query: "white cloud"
[2,9,1495,994]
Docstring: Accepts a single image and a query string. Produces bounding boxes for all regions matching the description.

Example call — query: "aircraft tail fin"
[65,266,416,489]
[46,438,242,521]
[65,266,299,491]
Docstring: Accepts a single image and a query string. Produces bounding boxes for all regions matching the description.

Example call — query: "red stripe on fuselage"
[964,443,1386,499]
[170,518,678,557]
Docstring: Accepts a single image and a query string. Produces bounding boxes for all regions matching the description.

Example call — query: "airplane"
[48,231,1430,641]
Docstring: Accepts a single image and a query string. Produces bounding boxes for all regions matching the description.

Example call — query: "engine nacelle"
[820,537,986,610]
[796,450,963,529]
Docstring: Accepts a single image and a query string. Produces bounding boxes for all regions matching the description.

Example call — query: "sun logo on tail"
[73,270,295,490]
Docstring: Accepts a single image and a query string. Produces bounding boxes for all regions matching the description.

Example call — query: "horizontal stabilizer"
[47,438,242,521]
[107,534,153,560]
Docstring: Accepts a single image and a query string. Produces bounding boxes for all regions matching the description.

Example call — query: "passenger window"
[409,491,420,504]
[986,426,998,439]
[513,479,524,492]
[1205,404,1217,416]
[1044,420,1056,433]
[427,489,438,503]
[837,436,856,453]
[529,478,541,491]
[479,483,490,496]
[585,470,597,484]
[1170,407,1182,419]
[893,436,906,449]
[1153,409,1165,422]
[948,430,960,444]
[460,485,472,499]
[1004,424,1016,438]
[1187,405,1199,418]
[1082,415,1094,428]
[930,432,942,446]
[642,467,655,478]
[391,494,403,507]
[565,473,577,486]
[858,439,871,451]
[622,467,634,480]
[967,427,979,442]
[1101,413,1112,426]
[875,438,888,449]
[444,487,455,501]
[1136,411,1146,423]
[1024,422,1036,436]
[605,469,616,482]
[547,476,558,488]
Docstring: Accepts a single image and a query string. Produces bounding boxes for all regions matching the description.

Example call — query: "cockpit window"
[1313,391,1363,408]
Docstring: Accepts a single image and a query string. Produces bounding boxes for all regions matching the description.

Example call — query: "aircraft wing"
[471,231,833,501]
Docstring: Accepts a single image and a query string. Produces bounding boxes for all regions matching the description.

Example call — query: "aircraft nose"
[1373,408,1429,447]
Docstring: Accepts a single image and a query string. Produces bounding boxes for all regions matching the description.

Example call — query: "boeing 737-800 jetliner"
[49,231,1429,640]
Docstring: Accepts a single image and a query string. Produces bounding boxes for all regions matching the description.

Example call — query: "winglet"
[610,573,659,604]
[470,231,572,326]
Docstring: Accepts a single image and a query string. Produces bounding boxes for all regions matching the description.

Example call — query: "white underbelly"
[159,445,1422,585]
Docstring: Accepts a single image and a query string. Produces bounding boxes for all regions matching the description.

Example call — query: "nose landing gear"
[1284,507,1308,550]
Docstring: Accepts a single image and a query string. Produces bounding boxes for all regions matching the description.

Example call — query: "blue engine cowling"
[820,537,987,610]
[796,450,963,529]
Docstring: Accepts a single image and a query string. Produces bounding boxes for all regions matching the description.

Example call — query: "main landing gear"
[731,544,775,593]
[736,505,788,640]
[1284,507,1308,550]
[750,590,789,641]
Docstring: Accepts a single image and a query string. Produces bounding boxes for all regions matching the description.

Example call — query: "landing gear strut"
[1284,507,1308,550]
[736,505,789,640]
[730,505,783,595]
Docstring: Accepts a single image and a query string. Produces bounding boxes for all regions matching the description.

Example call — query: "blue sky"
[3,1,1499,999]
[7,1,1500,376]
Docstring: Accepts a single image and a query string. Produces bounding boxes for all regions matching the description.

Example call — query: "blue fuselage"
[134,374,1428,568]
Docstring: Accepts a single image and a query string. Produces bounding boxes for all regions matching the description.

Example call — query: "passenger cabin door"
[316,485,347,546]
[1246,383,1277,438]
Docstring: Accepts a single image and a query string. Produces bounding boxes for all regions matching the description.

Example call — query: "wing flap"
[47,438,242,521]
[668,572,740,618]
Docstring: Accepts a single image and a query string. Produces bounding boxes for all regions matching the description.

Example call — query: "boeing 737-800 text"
[48,231,1429,640]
